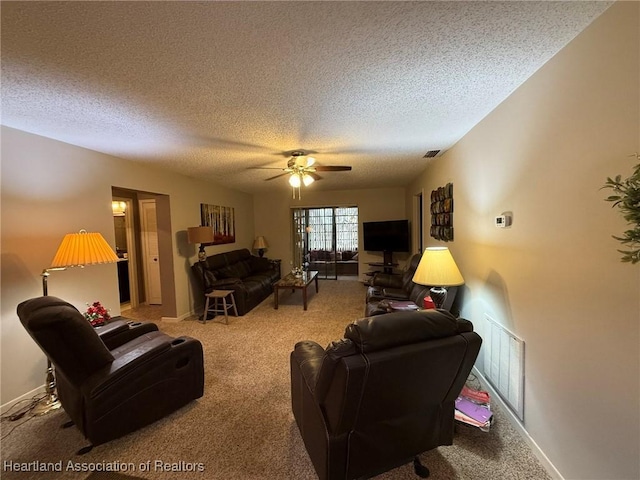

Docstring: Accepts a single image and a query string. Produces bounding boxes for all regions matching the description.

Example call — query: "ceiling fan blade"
[314,165,352,172]
[248,166,286,170]
[309,172,323,181]
[264,172,290,181]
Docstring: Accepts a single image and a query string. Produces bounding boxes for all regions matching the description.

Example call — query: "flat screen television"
[363,219,410,255]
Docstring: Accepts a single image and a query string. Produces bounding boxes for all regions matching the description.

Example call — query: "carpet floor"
[1,280,551,480]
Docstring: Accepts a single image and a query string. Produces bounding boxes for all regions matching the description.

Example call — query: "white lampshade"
[412,247,464,287]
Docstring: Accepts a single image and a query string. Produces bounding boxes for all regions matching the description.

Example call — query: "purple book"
[387,300,419,310]
[455,396,493,423]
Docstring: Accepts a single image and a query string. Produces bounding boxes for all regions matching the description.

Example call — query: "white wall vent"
[483,314,525,421]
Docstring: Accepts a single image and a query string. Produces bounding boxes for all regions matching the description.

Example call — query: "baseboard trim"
[472,367,564,480]
[1,385,44,414]
[161,309,195,323]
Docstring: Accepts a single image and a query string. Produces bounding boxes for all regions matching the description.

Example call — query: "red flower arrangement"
[84,301,111,327]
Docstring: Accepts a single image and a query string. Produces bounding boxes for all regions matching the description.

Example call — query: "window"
[305,207,358,252]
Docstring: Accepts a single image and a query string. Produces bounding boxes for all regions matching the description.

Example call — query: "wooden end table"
[273,271,319,311]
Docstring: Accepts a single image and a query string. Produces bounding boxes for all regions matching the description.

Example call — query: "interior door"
[140,199,162,305]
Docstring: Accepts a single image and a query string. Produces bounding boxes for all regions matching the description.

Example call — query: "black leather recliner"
[290,310,481,480]
[17,296,204,449]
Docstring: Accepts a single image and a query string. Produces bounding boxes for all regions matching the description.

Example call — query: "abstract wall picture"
[430,183,454,242]
[201,203,236,244]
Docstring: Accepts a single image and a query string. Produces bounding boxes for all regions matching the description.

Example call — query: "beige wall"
[253,187,408,280]
[407,3,639,479]
[0,126,255,405]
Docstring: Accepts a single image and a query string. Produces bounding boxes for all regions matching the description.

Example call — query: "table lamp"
[187,226,215,262]
[253,236,269,257]
[412,247,464,310]
[37,229,119,415]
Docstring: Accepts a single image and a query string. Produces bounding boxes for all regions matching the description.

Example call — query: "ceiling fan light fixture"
[289,174,301,188]
[302,173,315,186]
[305,156,316,167]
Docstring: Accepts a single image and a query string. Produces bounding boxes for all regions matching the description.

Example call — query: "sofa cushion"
[216,259,252,279]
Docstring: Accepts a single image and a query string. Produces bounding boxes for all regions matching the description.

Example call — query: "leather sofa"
[365,253,458,316]
[192,248,281,316]
[17,296,204,450]
[290,309,482,480]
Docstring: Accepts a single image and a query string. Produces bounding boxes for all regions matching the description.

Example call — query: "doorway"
[112,187,174,319]
[112,197,138,308]
[413,190,425,253]
[292,206,359,280]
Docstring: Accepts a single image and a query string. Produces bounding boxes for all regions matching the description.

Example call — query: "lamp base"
[429,286,447,310]
[198,245,207,262]
[32,393,62,416]
[258,249,265,257]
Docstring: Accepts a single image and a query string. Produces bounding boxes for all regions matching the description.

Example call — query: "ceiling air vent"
[423,150,441,158]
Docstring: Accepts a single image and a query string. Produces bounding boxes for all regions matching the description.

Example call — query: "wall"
[253,187,408,280]
[0,126,255,405]
[407,3,639,479]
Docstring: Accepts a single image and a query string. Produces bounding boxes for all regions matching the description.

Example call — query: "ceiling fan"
[258,150,352,198]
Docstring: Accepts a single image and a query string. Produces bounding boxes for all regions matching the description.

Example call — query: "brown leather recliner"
[17,296,204,449]
[290,310,481,480]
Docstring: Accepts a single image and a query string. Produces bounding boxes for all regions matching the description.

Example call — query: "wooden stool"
[202,290,238,324]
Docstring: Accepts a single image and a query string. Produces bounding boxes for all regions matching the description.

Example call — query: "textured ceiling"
[1,1,611,194]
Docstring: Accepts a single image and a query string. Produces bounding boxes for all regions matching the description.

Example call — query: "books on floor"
[455,384,492,432]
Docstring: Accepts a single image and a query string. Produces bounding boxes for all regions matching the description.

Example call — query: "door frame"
[412,189,425,254]
[113,196,139,308]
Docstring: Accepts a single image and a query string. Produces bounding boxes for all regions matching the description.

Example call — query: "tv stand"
[383,250,393,268]
[367,251,398,275]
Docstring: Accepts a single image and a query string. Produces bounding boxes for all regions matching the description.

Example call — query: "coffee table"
[273,270,319,311]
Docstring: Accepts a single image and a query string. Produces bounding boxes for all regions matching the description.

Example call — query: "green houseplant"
[602,153,640,264]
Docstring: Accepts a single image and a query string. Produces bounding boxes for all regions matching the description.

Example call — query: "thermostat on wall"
[495,214,512,228]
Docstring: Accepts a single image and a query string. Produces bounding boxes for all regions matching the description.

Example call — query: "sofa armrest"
[94,320,130,339]
[96,319,159,350]
[83,333,201,399]
[291,341,326,394]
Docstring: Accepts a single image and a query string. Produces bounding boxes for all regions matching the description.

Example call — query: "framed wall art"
[201,203,236,245]
[430,182,454,242]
